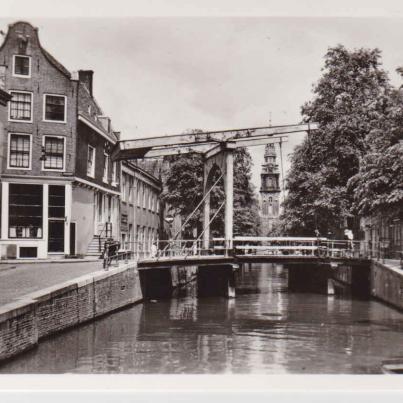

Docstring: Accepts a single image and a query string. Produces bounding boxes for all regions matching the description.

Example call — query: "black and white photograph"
[0,0,403,400]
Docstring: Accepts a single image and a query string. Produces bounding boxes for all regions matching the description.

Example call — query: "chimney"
[78,70,94,96]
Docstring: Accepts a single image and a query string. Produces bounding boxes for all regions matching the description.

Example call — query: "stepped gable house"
[0,21,161,259]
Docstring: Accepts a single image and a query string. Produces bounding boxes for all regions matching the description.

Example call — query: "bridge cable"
[163,172,224,251]
[183,200,226,259]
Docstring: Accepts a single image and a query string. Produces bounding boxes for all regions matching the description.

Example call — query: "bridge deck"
[137,254,370,269]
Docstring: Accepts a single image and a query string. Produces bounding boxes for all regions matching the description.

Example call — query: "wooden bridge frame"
[111,123,318,249]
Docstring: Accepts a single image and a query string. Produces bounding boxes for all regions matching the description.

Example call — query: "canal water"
[1,263,403,374]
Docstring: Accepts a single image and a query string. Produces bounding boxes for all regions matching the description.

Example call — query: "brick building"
[0,21,161,259]
[259,143,281,235]
[120,161,161,258]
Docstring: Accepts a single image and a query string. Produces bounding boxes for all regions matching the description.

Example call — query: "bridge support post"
[224,151,234,254]
[203,182,210,252]
[203,149,234,254]
[197,264,237,298]
[287,263,333,295]
[138,268,174,299]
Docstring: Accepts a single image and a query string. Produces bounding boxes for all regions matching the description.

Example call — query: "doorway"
[70,222,76,256]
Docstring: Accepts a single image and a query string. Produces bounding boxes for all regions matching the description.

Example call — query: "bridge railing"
[156,239,228,258]
[137,237,394,262]
[231,237,371,259]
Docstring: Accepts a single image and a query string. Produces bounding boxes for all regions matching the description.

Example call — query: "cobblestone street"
[0,260,104,305]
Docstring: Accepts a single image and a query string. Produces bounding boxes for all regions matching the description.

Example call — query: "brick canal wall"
[371,260,403,310]
[0,264,142,362]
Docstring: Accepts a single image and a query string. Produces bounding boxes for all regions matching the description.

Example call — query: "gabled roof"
[40,46,71,79]
[0,21,72,79]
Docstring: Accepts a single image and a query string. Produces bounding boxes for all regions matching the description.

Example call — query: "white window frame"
[87,145,95,178]
[7,132,32,170]
[111,161,118,186]
[129,176,134,204]
[8,90,33,123]
[137,182,142,206]
[43,93,67,124]
[121,172,127,202]
[42,135,66,172]
[12,55,31,78]
[143,185,147,209]
[103,152,109,183]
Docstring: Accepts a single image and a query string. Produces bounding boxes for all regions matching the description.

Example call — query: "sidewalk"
[382,259,402,271]
[0,260,104,306]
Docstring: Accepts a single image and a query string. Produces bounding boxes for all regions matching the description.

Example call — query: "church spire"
[260,142,281,235]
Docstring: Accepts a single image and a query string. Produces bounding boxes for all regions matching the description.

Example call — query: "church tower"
[260,143,281,235]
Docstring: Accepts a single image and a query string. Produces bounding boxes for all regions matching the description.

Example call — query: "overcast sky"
[1,14,403,188]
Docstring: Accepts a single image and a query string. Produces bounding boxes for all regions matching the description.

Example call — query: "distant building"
[0,21,161,259]
[120,161,161,259]
[259,143,281,235]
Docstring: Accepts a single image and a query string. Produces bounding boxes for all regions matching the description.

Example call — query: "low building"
[120,161,161,258]
[361,213,403,259]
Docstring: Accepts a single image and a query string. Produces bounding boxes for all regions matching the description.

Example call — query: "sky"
[2,2,403,190]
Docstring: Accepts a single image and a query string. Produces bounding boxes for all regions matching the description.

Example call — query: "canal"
[1,263,403,374]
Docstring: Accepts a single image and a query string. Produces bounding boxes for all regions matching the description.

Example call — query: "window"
[129,176,134,203]
[9,184,43,238]
[111,162,117,185]
[49,185,65,218]
[43,136,65,170]
[103,153,109,183]
[143,185,147,208]
[122,173,127,201]
[8,133,31,169]
[262,200,268,216]
[273,200,279,216]
[13,55,31,77]
[9,91,32,122]
[43,94,66,122]
[87,145,95,177]
[137,182,142,206]
[48,186,66,252]
[19,247,38,258]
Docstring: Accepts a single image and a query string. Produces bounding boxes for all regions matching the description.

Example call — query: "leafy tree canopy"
[281,45,393,235]
[349,86,403,218]
[162,142,260,239]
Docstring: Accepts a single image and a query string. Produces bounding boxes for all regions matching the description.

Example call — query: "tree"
[349,84,403,218]
[162,145,260,239]
[281,45,392,236]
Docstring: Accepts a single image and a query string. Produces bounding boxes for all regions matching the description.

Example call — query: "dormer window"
[43,94,66,123]
[13,55,31,77]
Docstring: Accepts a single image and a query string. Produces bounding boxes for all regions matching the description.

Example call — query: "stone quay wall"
[0,264,142,362]
[371,260,403,311]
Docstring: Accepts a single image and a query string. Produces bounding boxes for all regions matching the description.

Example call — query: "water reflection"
[1,264,403,374]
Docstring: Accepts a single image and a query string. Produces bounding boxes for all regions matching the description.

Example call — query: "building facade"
[361,213,403,259]
[0,21,161,259]
[120,161,161,258]
[259,143,281,235]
